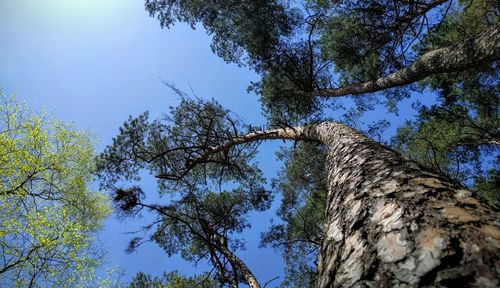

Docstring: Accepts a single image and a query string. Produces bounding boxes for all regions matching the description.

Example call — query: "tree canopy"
[261,142,327,287]
[147,0,498,120]
[0,93,112,287]
[129,271,218,288]
[98,96,272,287]
[145,1,498,205]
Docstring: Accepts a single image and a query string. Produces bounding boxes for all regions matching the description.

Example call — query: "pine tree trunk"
[307,122,500,287]
[180,121,499,287]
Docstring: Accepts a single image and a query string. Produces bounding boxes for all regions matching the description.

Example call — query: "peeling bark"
[314,25,500,98]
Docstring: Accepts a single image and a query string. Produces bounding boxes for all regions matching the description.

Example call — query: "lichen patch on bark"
[335,231,366,286]
[390,228,449,284]
[341,231,363,260]
[349,200,362,218]
[326,219,343,242]
[416,228,448,258]
[377,232,408,262]
[373,180,399,196]
[395,256,420,284]
[454,188,473,198]
[475,276,499,288]
[334,251,365,286]
[456,196,481,207]
[410,177,448,189]
[371,201,403,232]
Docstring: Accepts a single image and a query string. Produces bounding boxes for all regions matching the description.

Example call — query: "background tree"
[392,0,499,204]
[129,271,218,288]
[98,96,272,288]
[261,143,327,287]
[0,93,112,287]
[144,0,297,67]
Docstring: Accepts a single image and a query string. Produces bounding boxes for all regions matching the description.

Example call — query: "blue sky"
[0,0,287,285]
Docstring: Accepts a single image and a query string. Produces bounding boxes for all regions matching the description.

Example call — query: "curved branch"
[155,126,315,179]
[315,25,500,98]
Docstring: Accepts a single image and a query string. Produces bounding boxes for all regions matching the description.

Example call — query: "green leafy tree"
[393,98,499,203]
[0,93,111,287]
[391,0,499,203]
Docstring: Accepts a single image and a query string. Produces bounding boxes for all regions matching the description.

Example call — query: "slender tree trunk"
[314,25,500,98]
[218,244,261,288]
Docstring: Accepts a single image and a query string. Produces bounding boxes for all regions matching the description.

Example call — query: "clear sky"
[0,0,287,285]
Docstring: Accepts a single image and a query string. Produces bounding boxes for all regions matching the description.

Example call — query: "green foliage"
[129,271,218,288]
[145,0,298,66]
[150,187,271,262]
[259,69,320,125]
[415,0,498,54]
[0,93,111,287]
[321,14,385,82]
[474,169,499,204]
[391,0,499,204]
[393,0,499,202]
[146,0,497,121]
[98,96,271,286]
[393,82,499,203]
[261,143,327,287]
[97,97,265,194]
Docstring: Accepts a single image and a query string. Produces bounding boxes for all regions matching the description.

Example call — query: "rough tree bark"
[184,122,499,287]
[314,25,500,98]
[311,122,499,287]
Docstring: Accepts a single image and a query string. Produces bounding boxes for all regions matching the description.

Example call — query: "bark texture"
[308,122,500,287]
[315,25,500,98]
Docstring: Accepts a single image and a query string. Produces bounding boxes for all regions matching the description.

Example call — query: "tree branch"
[315,25,500,98]
[155,126,313,179]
